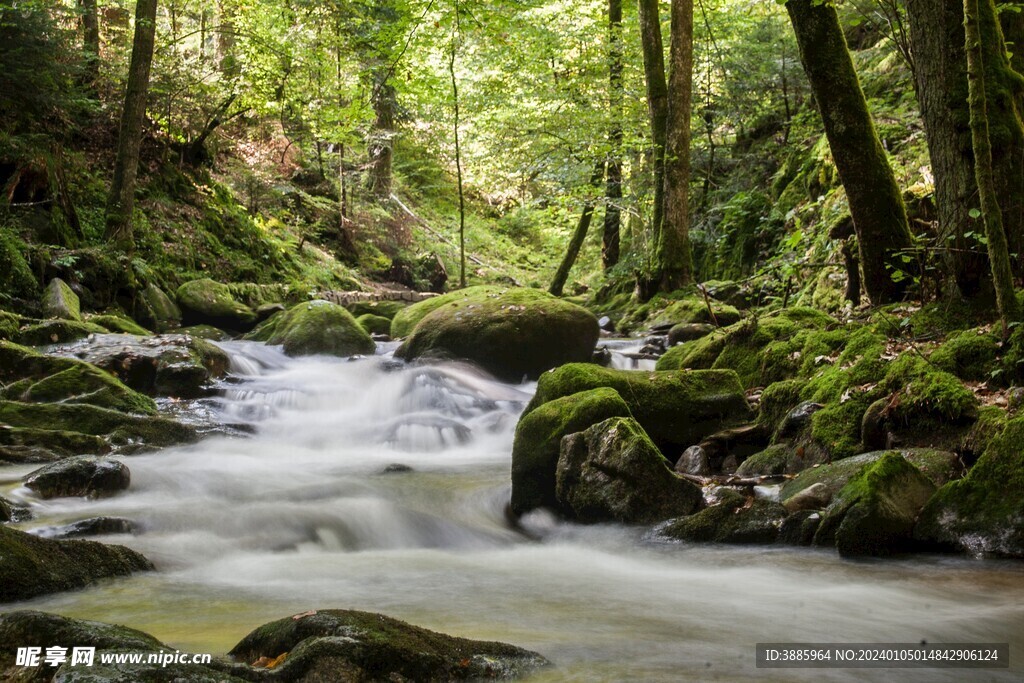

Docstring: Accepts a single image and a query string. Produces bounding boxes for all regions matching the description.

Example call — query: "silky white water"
[2,341,1022,681]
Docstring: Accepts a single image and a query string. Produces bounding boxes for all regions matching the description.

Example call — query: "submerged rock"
[511,387,632,516]
[915,415,1024,557]
[525,363,753,453]
[556,417,703,524]
[24,456,130,499]
[0,527,152,602]
[813,452,936,557]
[395,287,599,382]
[246,300,375,358]
[229,609,550,681]
[177,278,257,331]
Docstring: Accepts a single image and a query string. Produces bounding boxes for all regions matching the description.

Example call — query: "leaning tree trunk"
[657,0,695,291]
[964,0,1021,330]
[550,163,605,297]
[785,0,914,305]
[637,0,668,268]
[602,0,624,270]
[105,0,158,250]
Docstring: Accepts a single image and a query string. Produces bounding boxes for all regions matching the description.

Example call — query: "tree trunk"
[216,0,238,78]
[367,72,396,200]
[104,0,158,250]
[637,0,668,265]
[603,0,623,270]
[964,0,1021,329]
[79,0,100,86]
[658,0,694,291]
[785,0,914,304]
[550,163,605,297]
[905,0,987,298]
[449,3,466,289]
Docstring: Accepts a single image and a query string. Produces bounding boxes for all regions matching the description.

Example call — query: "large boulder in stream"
[556,417,704,524]
[813,452,937,557]
[245,300,375,357]
[394,287,599,382]
[177,278,258,331]
[24,456,131,499]
[44,333,230,398]
[915,415,1024,557]
[524,364,753,453]
[0,527,152,602]
[229,609,550,681]
[511,387,632,516]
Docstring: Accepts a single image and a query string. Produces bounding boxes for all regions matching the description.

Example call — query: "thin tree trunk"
[105,0,159,250]
[550,163,606,297]
[368,72,396,200]
[637,0,668,263]
[658,0,694,291]
[603,0,623,270]
[449,1,466,289]
[79,0,100,86]
[785,0,914,304]
[964,0,1021,329]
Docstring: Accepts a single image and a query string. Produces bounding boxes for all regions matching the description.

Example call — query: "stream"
[2,341,1022,681]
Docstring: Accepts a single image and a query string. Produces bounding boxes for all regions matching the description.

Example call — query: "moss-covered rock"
[390,286,504,338]
[0,527,152,602]
[915,416,1024,557]
[511,387,632,515]
[929,329,1001,382]
[556,417,704,524]
[525,364,753,453]
[0,227,39,302]
[176,278,257,331]
[0,426,110,464]
[395,288,599,382]
[17,319,109,345]
[0,341,157,414]
[0,401,197,453]
[780,448,960,511]
[735,444,810,476]
[138,282,182,332]
[45,334,230,398]
[346,299,408,320]
[655,488,787,544]
[648,296,742,329]
[0,310,22,340]
[813,452,936,557]
[656,308,836,387]
[667,322,716,346]
[42,278,81,321]
[177,324,233,341]
[24,456,131,499]
[246,300,376,357]
[86,313,151,336]
[229,609,550,681]
[356,312,393,336]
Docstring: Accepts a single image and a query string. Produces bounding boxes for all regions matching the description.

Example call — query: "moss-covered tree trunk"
[104,0,158,250]
[637,0,668,266]
[964,0,1021,330]
[785,0,914,304]
[603,0,623,271]
[658,0,694,291]
[367,73,395,200]
[550,163,605,297]
[905,0,987,298]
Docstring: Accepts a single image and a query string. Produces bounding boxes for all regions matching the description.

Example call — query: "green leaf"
[969,208,982,219]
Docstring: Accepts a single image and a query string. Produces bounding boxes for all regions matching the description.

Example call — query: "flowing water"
[2,341,1023,681]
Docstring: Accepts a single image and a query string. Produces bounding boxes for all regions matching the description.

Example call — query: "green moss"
[883,354,978,422]
[511,387,632,515]
[3,364,157,415]
[656,488,786,544]
[246,300,375,357]
[16,319,109,346]
[176,278,257,330]
[85,313,151,336]
[395,288,599,382]
[526,363,753,451]
[648,296,742,328]
[757,379,804,433]
[390,286,504,338]
[915,415,1024,556]
[736,443,803,476]
[356,313,392,336]
[346,299,408,320]
[0,426,109,462]
[929,330,1001,382]
[0,226,39,302]
[0,310,21,340]
[42,278,81,321]
[0,526,152,602]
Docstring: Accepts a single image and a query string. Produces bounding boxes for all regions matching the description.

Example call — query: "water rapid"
[2,342,1022,681]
